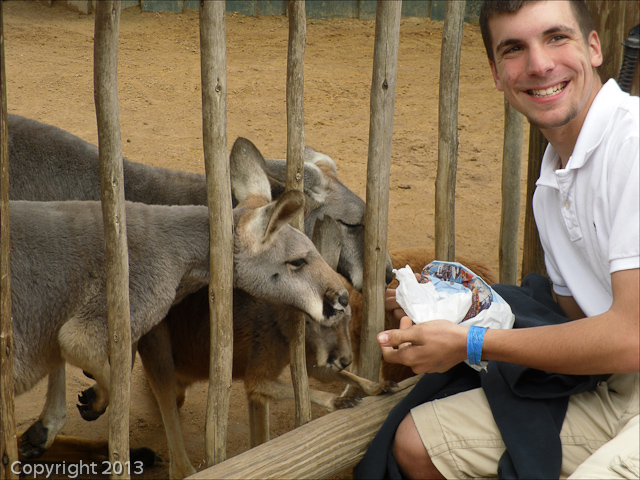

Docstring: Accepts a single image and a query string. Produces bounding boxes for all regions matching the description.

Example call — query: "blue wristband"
[467,326,487,366]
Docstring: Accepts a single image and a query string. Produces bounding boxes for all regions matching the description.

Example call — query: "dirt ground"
[4,1,530,478]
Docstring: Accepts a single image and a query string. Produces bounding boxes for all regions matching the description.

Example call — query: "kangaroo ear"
[264,157,329,205]
[259,189,305,242]
[230,137,272,203]
[304,146,338,176]
[312,215,342,271]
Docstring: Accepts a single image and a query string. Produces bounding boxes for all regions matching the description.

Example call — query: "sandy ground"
[4,1,529,478]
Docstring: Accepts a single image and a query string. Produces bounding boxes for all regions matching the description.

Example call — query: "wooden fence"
[54,0,483,22]
[2,1,638,479]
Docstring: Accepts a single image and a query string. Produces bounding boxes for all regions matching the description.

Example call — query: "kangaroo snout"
[321,286,350,326]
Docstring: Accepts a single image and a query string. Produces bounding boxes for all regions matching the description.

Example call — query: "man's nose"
[526,43,555,76]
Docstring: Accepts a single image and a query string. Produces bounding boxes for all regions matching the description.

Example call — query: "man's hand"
[377,319,468,374]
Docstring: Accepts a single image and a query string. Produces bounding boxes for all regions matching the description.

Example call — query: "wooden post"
[0,1,19,478]
[359,0,401,384]
[434,0,465,262]
[586,1,639,84]
[498,99,524,284]
[285,0,311,429]
[521,126,548,279]
[93,2,131,478]
[199,0,233,466]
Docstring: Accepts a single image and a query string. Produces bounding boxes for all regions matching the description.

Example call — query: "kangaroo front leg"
[338,369,399,396]
[249,379,359,415]
[19,364,68,459]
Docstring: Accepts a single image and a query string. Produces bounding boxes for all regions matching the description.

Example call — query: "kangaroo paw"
[380,380,400,393]
[18,421,48,459]
[333,395,362,410]
[77,402,106,422]
[77,386,96,406]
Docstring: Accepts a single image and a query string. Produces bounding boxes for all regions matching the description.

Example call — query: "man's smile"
[527,81,568,98]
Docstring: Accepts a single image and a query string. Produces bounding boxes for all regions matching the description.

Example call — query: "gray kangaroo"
[13,137,349,460]
[8,113,393,290]
[136,217,397,478]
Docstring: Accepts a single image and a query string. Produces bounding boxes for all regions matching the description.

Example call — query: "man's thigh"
[569,415,639,479]
[410,374,639,479]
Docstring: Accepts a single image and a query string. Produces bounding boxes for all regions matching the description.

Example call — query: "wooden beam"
[359,0,401,384]
[285,0,311,431]
[498,99,524,285]
[93,2,132,478]
[434,0,465,262]
[0,0,19,477]
[187,376,420,480]
[199,0,233,466]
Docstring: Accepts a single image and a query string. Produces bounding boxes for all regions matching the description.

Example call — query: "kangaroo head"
[304,302,354,380]
[230,137,349,326]
[264,147,394,291]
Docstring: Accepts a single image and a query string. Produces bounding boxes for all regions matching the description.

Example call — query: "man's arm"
[556,294,586,320]
[378,268,639,375]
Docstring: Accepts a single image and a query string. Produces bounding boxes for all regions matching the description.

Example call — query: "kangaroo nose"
[340,356,353,369]
[338,290,349,308]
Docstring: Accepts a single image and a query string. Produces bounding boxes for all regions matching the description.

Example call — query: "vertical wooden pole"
[199,0,233,466]
[285,0,311,428]
[0,2,19,478]
[521,126,548,279]
[434,0,465,262]
[359,0,401,383]
[93,2,131,478]
[586,1,639,84]
[498,99,524,284]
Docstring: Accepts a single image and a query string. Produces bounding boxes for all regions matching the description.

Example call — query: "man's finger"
[377,327,419,348]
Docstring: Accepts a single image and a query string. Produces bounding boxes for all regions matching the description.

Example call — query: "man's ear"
[489,60,504,91]
[588,30,603,68]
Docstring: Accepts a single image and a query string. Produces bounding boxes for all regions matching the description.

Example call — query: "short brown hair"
[479,0,597,63]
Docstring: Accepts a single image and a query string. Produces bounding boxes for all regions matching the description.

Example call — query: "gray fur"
[8,113,393,289]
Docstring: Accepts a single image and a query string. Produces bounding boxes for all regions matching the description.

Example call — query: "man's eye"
[288,258,307,268]
[504,45,522,55]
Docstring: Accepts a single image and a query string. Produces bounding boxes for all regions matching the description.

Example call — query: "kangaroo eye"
[288,258,307,268]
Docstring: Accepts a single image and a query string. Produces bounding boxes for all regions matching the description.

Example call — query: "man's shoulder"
[599,79,639,128]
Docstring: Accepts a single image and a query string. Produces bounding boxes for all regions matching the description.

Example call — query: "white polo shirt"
[533,79,639,317]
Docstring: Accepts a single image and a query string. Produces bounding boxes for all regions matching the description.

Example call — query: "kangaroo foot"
[19,421,48,459]
[380,380,400,394]
[333,395,362,410]
[77,387,106,421]
[131,447,163,467]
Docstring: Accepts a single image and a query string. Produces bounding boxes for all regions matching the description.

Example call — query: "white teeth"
[529,82,567,98]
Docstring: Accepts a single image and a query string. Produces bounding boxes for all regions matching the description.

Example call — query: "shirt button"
[563,201,571,209]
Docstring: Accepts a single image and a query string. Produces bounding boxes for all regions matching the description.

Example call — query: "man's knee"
[393,413,445,480]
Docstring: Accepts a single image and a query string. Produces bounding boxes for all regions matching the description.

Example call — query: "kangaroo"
[14,137,349,460]
[136,216,397,479]
[8,113,393,290]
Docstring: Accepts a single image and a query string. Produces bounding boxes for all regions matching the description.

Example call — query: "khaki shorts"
[410,373,639,479]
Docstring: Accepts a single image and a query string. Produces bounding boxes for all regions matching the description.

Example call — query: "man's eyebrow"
[494,24,579,56]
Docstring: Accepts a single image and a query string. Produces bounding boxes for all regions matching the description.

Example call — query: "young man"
[367,1,639,478]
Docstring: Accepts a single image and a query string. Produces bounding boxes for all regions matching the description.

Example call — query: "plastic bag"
[393,261,515,371]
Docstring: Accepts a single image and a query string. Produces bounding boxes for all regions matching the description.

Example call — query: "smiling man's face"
[488,1,602,133]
